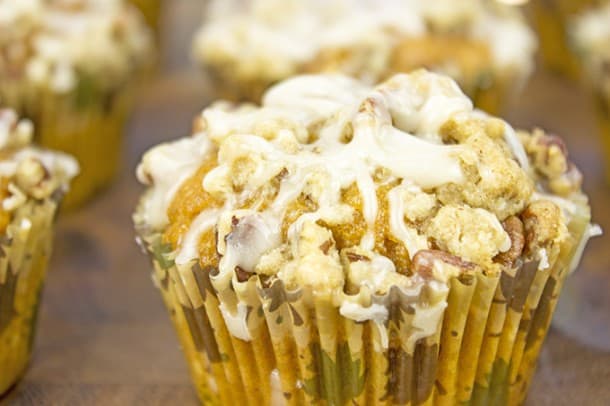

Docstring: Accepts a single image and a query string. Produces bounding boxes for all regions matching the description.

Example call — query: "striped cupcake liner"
[139,199,590,405]
[0,199,59,395]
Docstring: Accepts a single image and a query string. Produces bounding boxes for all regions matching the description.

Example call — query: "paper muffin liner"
[138,197,590,405]
[0,80,135,210]
[0,198,60,395]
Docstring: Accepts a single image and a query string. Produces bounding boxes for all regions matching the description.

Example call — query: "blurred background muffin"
[571,3,610,180]
[0,109,77,395]
[193,0,536,114]
[528,0,603,78]
[128,0,163,40]
[134,70,598,405]
[0,0,153,209]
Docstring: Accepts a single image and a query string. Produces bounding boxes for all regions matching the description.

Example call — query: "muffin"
[193,0,536,114]
[135,71,598,405]
[0,109,77,395]
[529,0,602,77]
[571,3,610,180]
[0,0,153,209]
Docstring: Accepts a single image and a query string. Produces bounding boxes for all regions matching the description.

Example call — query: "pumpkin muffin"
[135,71,598,405]
[0,0,153,209]
[193,0,536,114]
[0,109,77,395]
[571,2,610,180]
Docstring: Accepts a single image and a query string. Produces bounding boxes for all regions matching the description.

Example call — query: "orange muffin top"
[136,71,598,315]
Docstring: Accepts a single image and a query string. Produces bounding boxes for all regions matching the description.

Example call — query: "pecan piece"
[494,216,525,267]
[319,239,333,255]
[235,266,252,283]
[345,251,371,263]
[412,249,476,279]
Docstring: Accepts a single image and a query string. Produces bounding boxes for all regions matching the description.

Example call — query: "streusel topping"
[137,71,595,309]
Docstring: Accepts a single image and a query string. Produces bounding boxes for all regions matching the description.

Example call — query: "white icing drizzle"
[538,248,550,271]
[339,301,388,323]
[407,300,448,350]
[503,121,530,171]
[175,209,220,266]
[340,301,389,349]
[388,183,430,259]
[137,134,212,230]
[217,211,281,286]
[270,369,286,406]
[218,301,252,341]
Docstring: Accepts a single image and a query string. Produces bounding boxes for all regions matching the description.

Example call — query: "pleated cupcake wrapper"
[0,79,135,209]
[0,199,58,395]
[139,195,591,405]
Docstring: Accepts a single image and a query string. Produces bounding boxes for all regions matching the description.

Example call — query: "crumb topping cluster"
[136,71,592,309]
[0,0,153,93]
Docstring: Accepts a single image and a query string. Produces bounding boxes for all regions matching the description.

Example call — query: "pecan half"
[235,266,252,283]
[494,216,525,267]
[412,249,476,279]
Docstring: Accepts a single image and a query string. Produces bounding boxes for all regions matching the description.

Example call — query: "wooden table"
[1,68,609,405]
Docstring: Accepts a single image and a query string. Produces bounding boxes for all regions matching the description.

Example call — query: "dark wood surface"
[1,63,609,405]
